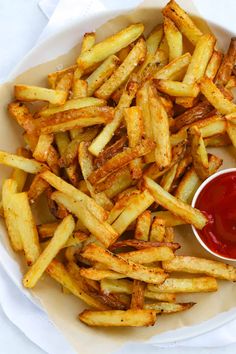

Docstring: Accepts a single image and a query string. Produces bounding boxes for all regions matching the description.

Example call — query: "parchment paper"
[0,1,236,354]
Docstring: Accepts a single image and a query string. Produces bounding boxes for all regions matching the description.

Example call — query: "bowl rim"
[191,167,236,262]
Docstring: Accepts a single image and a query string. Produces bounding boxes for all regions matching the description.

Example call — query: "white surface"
[1,1,236,354]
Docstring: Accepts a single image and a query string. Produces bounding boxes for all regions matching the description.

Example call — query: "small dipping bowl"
[192,168,236,262]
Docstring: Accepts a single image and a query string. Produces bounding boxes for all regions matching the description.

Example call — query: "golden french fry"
[151,211,185,226]
[72,79,88,99]
[38,222,60,238]
[149,218,165,242]
[188,125,209,180]
[80,268,126,280]
[124,106,143,179]
[95,38,146,99]
[47,260,108,310]
[88,140,155,185]
[216,37,236,85]
[162,256,236,281]
[175,167,201,203]
[28,173,49,203]
[81,243,168,284]
[204,133,231,147]
[162,0,202,45]
[135,210,152,241]
[107,190,140,224]
[111,190,154,235]
[148,277,217,293]
[144,176,207,229]
[77,23,144,69]
[176,34,216,107]
[144,301,195,314]
[0,151,44,173]
[119,246,174,263]
[14,85,67,105]
[164,17,182,61]
[103,167,133,198]
[160,163,178,192]
[146,24,163,54]
[130,280,145,309]
[48,65,77,89]
[55,71,73,93]
[79,309,156,327]
[205,50,223,80]
[200,77,236,114]
[154,53,191,80]
[23,215,75,288]
[33,134,54,162]
[155,80,199,97]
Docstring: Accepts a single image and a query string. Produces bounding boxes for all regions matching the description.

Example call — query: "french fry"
[38,222,60,238]
[0,151,44,173]
[226,118,236,147]
[81,243,168,284]
[95,136,127,168]
[146,24,163,54]
[78,142,113,210]
[95,38,146,100]
[55,71,73,95]
[144,302,195,314]
[86,55,120,96]
[164,227,174,242]
[107,190,140,224]
[77,23,144,70]
[205,50,223,80]
[28,172,49,203]
[52,191,118,247]
[162,256,236,281]
[148,277,218,293]
[154,53,191,80]
[48,65,77,89]
[2,179,23,251]
[47,260,108,310]
[216,37,236,85]
[155,80,199,97]
[14,85,68,105]
[88,76,139,156]
[226,75,236,89]
[33,134,54,162]
[162,0,202,45]
[10,147,30,192]
[151,211,185,226]
[23,215,75,288]
[149,218,166,242]
[148,84,171,169]
[164,17,182,61]
[79,309,156,327]
[175,167,201,203]
[72,79,88,99]
[200,77,236,114]
[124,106,143,179]
[160,163,178,192]
[102,167,133,198]
[130,280,145,309]
[176,34,216,107]
[188,125,209,180]
[204,133,231,147]
[135,210,152,241]
[88,140,155,185]
[109,239,180,252]
[80,268,126,280]
[39,97,106,117]
[119,246,174,263]
[111,190,154,235]
[144,176,207,229]
[41,170,107,221]
[8,101,36,136]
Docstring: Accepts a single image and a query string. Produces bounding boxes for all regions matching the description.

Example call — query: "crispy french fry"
[33,134,54,162]
[204,133,231,147]
[48,65,77,89]
[216,37,236,85]
[95,136,127,168]
[175,167,201,203]
[164,227,174,242]
[23,215,75,288]
[188,125,209,180]
[135,210,152,241]
[41,170,107,221]
[200,77,236,114]
[205,50,223,80]
[8,102,36,136]
[14,85,67,105]
[162,256,236,281]
[109,239,180,252]
[52,191,118,247]
[160,163,178,192]
[102,167,133,198]
[79,309,156,327]
[176,34,216,108]
[111,190,154,235]
[154,53,191,80]
[88,76,139,156]
[119,246,174,263]
[149,218,165,242]
[107,190,140,224]
[78,142,113,210]
[155,80,199,97]
[55,71,73,95]
[130,280,145,309]
[80,268,126,280]
[144,301,195,314]
[151,211,185,226]
[38,222,60,238]
[144,176,207,229]
[146,24,163,55]
[0,151,44,173]
[72,79,88,99]
[124,106,143,179]
[47,260,108,309]
[95,38,146,100]
[162,0,202,45]
[86,55,120,96]
[10,147,30,192]
[164,17,182,61]
[77,23,144,70]
[148,277,217,293]
[81,243,168,284]
[28,172,49,203]
[148,85,171,169]
[88,140,155,185]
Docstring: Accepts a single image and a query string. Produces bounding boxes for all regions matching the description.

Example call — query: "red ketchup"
[195,171,236,259]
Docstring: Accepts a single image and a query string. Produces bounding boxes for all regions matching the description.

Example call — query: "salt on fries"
[1,0,236,329]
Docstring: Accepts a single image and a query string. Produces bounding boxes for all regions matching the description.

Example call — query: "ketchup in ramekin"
[192,169,236,261]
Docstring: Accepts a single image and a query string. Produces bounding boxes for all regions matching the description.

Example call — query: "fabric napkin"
[1,1,236,354]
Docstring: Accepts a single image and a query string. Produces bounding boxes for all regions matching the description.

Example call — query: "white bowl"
[191,168,236,262]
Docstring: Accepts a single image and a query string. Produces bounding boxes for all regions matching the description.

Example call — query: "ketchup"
[195,171,236,259]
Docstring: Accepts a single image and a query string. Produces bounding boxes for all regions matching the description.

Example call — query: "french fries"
[3,1,236,330]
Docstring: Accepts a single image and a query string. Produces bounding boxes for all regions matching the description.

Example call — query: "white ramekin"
[191,168,236,262]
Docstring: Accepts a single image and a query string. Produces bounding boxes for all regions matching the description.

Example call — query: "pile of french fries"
[1,0,236,328]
